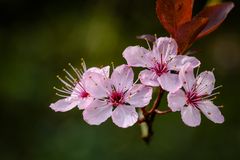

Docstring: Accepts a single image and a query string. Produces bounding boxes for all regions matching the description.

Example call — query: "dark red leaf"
[196,2,234,39]
[156,0,194,37]
[176,17,208,54]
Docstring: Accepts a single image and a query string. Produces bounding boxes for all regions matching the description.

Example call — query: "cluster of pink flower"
[50,37,224,128]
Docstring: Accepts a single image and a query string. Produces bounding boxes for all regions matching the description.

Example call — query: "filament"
[145,38,151,50]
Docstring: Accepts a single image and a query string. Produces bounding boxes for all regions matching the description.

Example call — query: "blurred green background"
[0,0,239,159]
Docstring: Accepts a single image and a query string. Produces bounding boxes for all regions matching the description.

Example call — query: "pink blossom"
[82,64,152,128]
[50,61,110,112]
[123,37,200,92]
[167,64,224,127]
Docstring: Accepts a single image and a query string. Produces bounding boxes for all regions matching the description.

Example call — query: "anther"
[81,58,87,71]
[154,33,157,40]
[111,62,115,70]
[213,85,223,91]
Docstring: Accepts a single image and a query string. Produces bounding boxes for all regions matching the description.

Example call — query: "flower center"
[110,91,124,107]
[186,91,201,107]
[80,91,89,98]
[152,62,168,76]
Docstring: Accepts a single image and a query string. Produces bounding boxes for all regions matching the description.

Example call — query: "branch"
[148,88,164,114]
[140,87,164,143]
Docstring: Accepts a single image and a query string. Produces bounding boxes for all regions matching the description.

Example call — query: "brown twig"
[140,87,164,143]
[138,109,172,124]
[148,88,164,114]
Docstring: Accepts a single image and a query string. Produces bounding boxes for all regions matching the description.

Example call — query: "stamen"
[160,54,163,64]
[54,86,72,94]
[166,56,174,63]
[63,68,77,83]
[55,93,69,98]
[62,86,73,92]
[81,58,87,71]
[54,62,90,99]
[77,69,84,77]
[196,66,200,77]
[202,92,220,100]
[57,75,72,88]
[111,62,115,70]
[65,85,74,91]
[72,88,82,95]
[154,33,157,40]
[134,77,140,85]
[189,92,196,99]
[213,85,223,91]
[126,85,142,99]
[145,38,151,50]
[218,105,224,108]
[68,63,82,79]
[187,49,199,56]
[208,96,217,101]
[75,82,86,92]
[127,77,141,93]
[65,76,76,85]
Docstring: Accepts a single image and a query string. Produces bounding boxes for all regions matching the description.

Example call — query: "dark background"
[0,0,239,159]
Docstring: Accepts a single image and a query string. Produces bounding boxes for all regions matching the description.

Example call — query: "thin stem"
[141,108,148,116]
[138,118,146,124]
[148,88,164,114]
[138,108,172,124]
[140,87,164,143]
[154,109,172,115]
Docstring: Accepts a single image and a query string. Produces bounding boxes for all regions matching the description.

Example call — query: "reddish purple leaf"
[176,17,208,54]
[156,0,194,37]
[196,2,234,39]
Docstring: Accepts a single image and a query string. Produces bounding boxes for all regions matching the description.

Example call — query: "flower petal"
[84,72,111,98]
[112,105,138,128]
[168,55,200,71]
[122,46,153,68]
[167,89,186,112]
[158,72,182,92]
[181,105,201,127]
[101,66,110,77]
[152,37,177,62]
[179,64,196,92]
[77,97,94,109]
[125,84,153,108]
[83,100,112,125]
[197,100,224,124]
[50,99,78,112]
[196,71,215,96]
[111,65,134,92]
[139,69,159,87]
[84,66,110,77]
